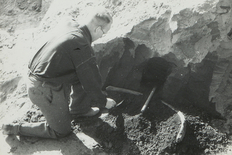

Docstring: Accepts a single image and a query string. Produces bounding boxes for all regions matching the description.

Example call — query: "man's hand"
[105,98,116,109]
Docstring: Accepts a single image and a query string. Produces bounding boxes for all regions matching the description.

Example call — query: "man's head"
[85,7,113,42]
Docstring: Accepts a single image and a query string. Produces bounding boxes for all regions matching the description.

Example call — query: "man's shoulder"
[56,27,85,43]
[54,19,83,36]
[49,19,90,46]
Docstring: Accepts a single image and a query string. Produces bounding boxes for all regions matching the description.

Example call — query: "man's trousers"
[16,76,91,139]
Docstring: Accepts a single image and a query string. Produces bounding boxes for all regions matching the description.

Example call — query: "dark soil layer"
[21,104,229,155]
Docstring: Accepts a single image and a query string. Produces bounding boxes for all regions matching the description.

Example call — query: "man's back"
[29,21,94,84]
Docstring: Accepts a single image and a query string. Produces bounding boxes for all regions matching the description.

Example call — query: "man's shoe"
[72,107,100,118]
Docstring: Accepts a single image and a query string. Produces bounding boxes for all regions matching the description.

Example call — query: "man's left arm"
[69,43,107,108]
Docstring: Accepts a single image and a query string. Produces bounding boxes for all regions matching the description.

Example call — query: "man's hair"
[90,7,113,28]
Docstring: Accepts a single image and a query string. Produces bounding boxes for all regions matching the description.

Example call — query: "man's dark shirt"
[29,22,106,106]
